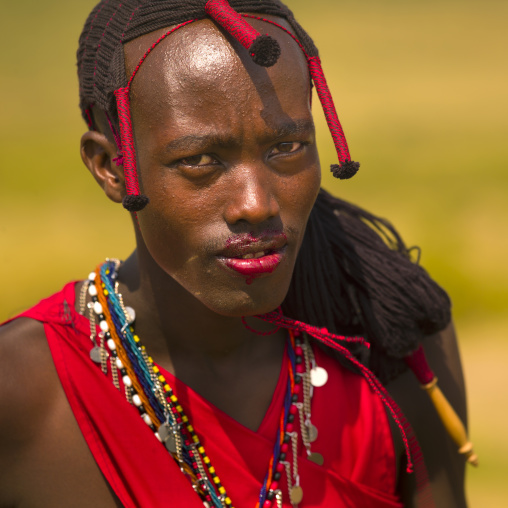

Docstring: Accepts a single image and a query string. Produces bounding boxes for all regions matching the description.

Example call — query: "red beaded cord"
[114,20,198,211]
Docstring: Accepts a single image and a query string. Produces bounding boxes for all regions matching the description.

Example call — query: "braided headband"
[112,0,359,212]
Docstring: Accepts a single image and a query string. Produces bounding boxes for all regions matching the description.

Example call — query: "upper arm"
[387,321,469,507]
[0,318,60,504]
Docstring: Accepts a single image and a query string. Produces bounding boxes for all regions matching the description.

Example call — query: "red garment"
[10,282,402,508]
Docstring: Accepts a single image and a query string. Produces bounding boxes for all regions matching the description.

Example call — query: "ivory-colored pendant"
[89,346,102,363]
[308,452,324,466]
[125,306,136,324]
[290,485,303,504]
[310,366,328,387]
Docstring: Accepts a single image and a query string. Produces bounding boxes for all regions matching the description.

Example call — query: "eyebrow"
[164,119,315,154]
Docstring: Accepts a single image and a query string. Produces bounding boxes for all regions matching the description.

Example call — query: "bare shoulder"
[0,318,62,503]
[387,322,468,507]
[0,318,61,437]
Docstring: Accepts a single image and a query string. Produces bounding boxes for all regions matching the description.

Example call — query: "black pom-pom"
[249,35,281,67]
[331,160,360,180]
[122,194,149,212]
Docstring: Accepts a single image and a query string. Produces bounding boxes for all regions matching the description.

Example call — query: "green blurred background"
[0,0,506,504]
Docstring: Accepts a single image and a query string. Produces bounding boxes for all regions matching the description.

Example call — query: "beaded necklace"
[83,259,326,508]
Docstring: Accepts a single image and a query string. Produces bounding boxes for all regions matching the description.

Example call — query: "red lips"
[217,232,287,283]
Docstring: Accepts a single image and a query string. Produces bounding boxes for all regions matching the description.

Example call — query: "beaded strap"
[88,259,322,507]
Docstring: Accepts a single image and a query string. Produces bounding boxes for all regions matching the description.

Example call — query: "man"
[0,1,470,506]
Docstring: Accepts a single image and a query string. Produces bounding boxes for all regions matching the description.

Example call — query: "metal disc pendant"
[290,485,304,505]
[158,423,177,453]
[306,422,318,443]
[164,433,177,454]
[308,452,324,466]
[158,423,171,442]
[89,346,102,364]
[310,366,328,387]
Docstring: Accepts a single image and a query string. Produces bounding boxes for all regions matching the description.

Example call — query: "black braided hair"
[77,0,451,382]
[77,0,316,128]
[283,189,451,381]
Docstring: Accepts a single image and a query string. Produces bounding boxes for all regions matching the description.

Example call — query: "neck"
[116,246,285,370]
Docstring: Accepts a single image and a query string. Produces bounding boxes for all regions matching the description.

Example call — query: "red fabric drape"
[8,282,402,508]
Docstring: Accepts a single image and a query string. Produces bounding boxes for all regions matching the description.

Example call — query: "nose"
[223,164,280,226]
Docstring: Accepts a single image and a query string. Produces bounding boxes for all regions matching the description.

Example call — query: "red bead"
[295,347,303,356]
[286,423,294,433]
[293,383,301,394]
[263,501,272,508]
[281,443,289,452]
[290,404,298,414]
[296,364,304,373]
[276,462,284,472]
[269,481,279,491]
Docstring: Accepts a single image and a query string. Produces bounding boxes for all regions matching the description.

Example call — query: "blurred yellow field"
[1,0,506,505]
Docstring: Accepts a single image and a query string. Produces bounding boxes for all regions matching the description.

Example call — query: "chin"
[197,277,291,317]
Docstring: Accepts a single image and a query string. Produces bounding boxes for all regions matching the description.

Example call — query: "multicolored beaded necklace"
[83,259,328,508]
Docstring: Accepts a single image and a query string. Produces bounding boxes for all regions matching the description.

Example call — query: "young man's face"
[126,18,321,316]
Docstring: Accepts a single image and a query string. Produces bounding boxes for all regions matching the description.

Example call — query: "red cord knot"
[122,194,150,212]
[331,160,360,179]
[205,0,281,67]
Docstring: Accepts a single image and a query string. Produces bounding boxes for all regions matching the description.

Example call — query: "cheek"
[283,152,321,233]
[136,184,207,274]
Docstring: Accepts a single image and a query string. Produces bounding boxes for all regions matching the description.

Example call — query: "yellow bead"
[225,498,232,505]
[153,366,159,373]
[192,435,199,443]
[104,290,109,296]
[187,425,194,433]
[170,395,177,403]
[218,486,226,495]
[176,405,183,412]
[158,375,165,382]
[213,476,220,484]
[134,335,140,343]
[198,446,205,454]
[182,416,188,423]
[164,384,170,392]
[208,466,215,474]
[204,457,210,464]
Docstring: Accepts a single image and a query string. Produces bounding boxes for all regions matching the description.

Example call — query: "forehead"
[123,17,311,123]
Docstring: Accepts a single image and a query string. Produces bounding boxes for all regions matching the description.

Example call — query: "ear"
[80,131,125,203]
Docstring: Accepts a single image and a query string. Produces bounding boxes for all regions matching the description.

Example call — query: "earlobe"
[80,131,125,203]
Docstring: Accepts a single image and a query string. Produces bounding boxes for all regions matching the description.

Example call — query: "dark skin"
[0,17,467,508]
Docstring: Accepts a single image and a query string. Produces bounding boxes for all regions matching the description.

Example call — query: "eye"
[270,141,304,155]
[179,154,217,167]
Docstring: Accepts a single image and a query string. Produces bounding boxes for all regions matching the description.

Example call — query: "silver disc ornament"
[308,452,324,466]
[158,423,177,453]
[310,366,328,387]
[89,346,102,364]
[290,485,304,504]
[306,422,318,443]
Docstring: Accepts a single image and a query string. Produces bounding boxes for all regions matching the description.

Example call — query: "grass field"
[1,1,507,505]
